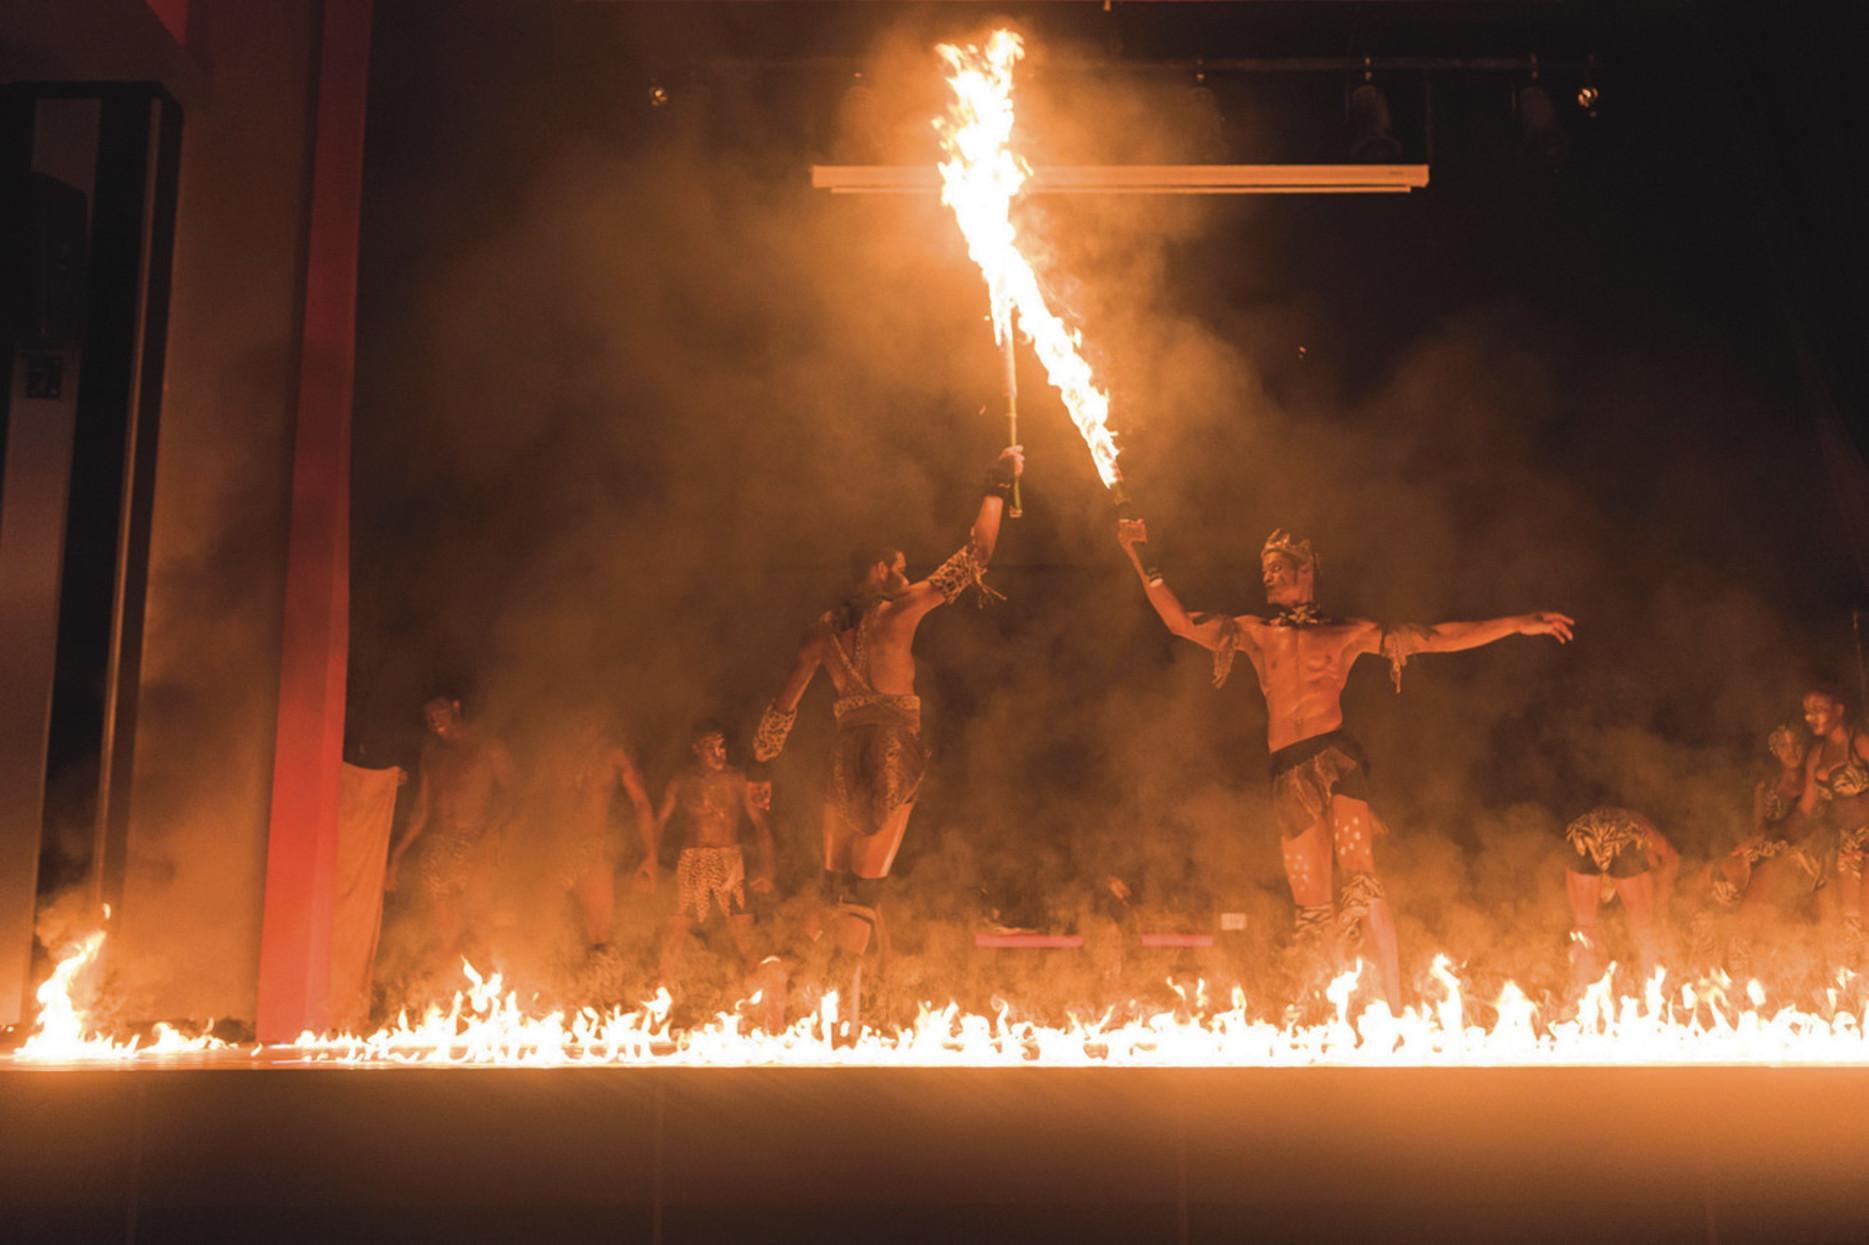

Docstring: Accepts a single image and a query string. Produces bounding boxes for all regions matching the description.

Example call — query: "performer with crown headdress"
[1116,519,1574,1007]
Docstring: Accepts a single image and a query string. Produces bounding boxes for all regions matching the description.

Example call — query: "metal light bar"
[812,163,1428,195]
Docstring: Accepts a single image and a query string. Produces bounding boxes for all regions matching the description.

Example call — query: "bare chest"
[1252,625,1360,688]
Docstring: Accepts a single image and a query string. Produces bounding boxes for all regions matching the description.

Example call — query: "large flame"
[10,941,1865,1066]
[16,930,226,1063]
[935,30,1121,487]
[276,955,1868,1067]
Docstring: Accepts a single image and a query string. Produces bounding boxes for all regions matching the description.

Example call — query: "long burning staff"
[936,30,1154,569]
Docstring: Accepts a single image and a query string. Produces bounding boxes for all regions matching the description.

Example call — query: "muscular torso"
[674,766,746,847]
[822,603,922,698]
[1237,618,1380,754]
[548,741,620,834]
[421,737,504,836]
[1812,732,1869,829]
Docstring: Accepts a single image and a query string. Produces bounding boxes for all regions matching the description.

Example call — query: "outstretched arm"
[1115,517,1232,650]
[1369,613,1572,692]
[1406,612,1575,654]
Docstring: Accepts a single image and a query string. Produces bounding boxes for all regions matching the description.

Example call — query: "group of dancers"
[380,442,1863,1020]
[1576,687,1869,987]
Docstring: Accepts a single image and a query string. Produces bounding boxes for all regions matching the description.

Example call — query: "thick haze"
[328,3,1865,1016]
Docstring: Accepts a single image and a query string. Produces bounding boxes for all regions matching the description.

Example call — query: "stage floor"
[3,1061,1867,1243]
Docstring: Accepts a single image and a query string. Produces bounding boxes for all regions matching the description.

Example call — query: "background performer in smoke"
[384,695,516,963]
[1116,518,1574,1007]
[750,445,1024,1020]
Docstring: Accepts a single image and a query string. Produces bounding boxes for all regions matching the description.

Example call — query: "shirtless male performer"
[385,695,516,959]
[542,703,655,953]
[650,724,777,985]
[1117,519,1573,1007]
[749,445,1025,1014]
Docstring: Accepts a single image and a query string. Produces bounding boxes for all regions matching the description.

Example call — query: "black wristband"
[983,461,1016,499]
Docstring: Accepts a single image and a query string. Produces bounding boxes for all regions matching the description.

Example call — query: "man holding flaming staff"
[1116,520,1574,1007]
[749,445,1024,1017]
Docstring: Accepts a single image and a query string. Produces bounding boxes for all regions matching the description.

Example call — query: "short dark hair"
[849,544,900,582]
[690,718,728,744]
[1805,682,1851,716]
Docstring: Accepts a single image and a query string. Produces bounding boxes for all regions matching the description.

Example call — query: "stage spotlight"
[1517,80,1567,165]
[1347,79,1403,163]
[1576,55,1601,119]
[648,80,670,109]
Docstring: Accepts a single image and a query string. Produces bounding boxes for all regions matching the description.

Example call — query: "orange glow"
[268,954,1869,1067]
[934,30,1122,487]
[16,930,226,1063]
[9,942,1866,1066]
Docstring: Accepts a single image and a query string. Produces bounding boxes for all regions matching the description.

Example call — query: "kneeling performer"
[749,445,1024,1018]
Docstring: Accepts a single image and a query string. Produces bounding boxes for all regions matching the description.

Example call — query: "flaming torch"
[935,30,1153,570]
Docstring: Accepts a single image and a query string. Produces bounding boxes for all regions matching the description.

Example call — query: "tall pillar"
[255,0,372,1043]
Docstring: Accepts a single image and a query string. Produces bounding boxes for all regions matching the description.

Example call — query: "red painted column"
[256,0,373,1043]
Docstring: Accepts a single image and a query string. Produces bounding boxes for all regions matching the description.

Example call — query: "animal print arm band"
[752,703,797,764]
[927,541,1005,607]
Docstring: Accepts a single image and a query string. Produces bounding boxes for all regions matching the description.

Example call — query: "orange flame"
[15,930,225,1063]
[935,30,1121,487]
[276,955,1869,1068]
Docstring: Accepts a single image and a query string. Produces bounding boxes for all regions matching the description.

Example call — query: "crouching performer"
[750,445,1024,1021]
[1117,519,1574,1008]
[1564,806,1678,987]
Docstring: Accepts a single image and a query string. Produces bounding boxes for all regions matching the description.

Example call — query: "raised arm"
[888,446,1025,623]
[1115,517,1232,650]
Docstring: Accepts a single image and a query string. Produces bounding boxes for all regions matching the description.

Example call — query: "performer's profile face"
[1804,693,1844,736]
[1770,731,1806,768]
[1260,551,1312,606]
[884,552,910,596]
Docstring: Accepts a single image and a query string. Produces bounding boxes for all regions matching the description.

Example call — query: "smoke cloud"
[322,6,1864,1025]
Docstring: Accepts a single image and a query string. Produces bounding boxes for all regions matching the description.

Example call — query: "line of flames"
[13,932,1866,1066]
[935,30,1122,488]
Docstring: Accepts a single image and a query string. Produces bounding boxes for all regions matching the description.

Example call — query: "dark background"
[345,1,1868,957]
